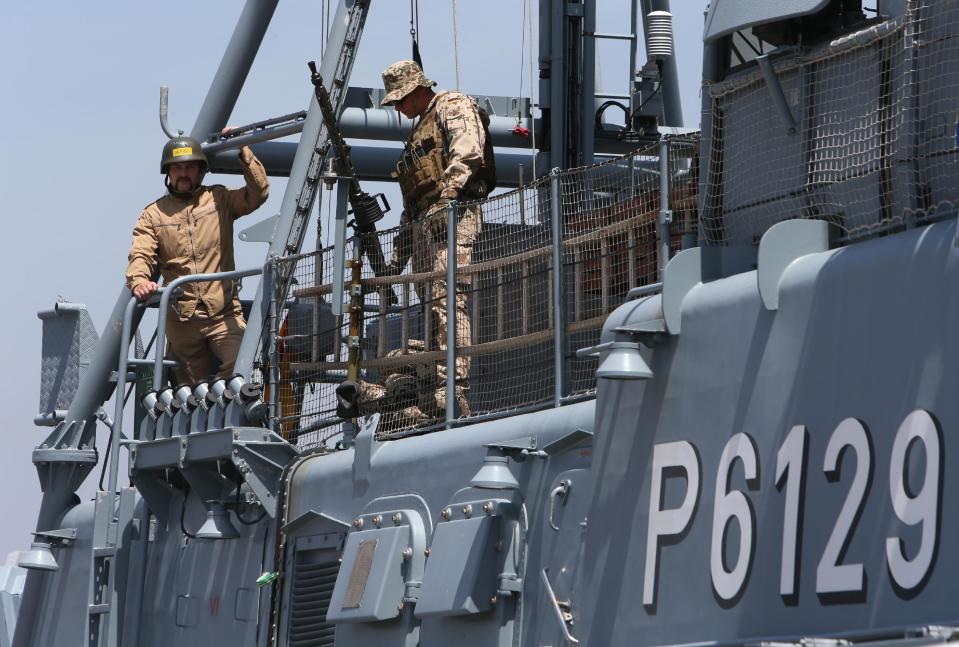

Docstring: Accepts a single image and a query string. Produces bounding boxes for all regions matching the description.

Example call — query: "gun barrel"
[308,62,396,304]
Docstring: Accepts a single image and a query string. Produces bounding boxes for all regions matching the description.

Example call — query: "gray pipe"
[190,0,279,140]
[109,298,139,496]
[539,0,553,170]
[210,143,540,187]
[658,139,671,278]
[160,86,178,139]
[446,201,458,428]
[549,169,565,405]
[203,108,535,153]
[580,0,597,166]
[549,0,567,168]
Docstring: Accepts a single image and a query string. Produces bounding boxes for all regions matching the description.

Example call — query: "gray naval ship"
[7,0,959,645]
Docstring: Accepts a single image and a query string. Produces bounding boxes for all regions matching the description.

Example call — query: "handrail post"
[108,297,140,499]
[154,266,264,387]
[266,258,280,431]
[658,139,673,279]
[446,200,458,428]
[549,168,566,406]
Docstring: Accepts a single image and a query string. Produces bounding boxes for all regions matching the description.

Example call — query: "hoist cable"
[410,0,423,68]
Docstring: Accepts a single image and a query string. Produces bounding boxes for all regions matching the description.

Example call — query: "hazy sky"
[0,1,706,559]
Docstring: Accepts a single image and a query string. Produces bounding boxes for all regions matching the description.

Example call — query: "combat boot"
[433,387,471,418]
[355,380,386,416]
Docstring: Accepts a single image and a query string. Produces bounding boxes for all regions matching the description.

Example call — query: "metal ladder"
[233,0,373,378]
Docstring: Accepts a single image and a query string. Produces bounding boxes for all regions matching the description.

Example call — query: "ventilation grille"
[289,559,339,647]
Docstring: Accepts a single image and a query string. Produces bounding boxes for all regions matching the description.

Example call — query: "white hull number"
[642,410,942,608]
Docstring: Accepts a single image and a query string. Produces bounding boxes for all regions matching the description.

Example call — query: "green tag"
[256,571,279,587]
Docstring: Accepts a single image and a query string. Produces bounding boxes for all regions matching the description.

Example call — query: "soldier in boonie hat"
[381,60,436,106]
[372,58,498,423]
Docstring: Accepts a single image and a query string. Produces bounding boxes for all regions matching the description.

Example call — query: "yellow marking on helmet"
[171,146,193,157]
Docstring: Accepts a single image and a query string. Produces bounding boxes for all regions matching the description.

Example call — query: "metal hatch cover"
[327,525,410,623]
[704,0,832,42]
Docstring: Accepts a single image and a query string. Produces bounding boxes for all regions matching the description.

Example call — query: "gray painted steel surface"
[579,218,959,645]
[17,2,959,646]
[704,0,832,42]
[0,558,24,647]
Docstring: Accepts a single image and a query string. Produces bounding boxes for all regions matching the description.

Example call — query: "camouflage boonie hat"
[381,60,436,106]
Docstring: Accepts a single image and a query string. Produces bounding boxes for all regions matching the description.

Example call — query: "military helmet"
[160,136,208,174]
[381,60,436,106]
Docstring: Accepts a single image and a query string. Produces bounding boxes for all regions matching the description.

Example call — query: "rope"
[451,0,461,90]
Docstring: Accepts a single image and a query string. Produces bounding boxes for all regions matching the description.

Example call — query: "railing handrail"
[154,266,264,387]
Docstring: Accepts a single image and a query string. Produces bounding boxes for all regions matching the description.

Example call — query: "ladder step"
[88,604,110,615]
[586,32,635,41]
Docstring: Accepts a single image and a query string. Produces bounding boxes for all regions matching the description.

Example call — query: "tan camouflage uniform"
[362,60,494,421]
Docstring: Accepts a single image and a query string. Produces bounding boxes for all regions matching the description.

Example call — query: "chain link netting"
[701,1,959,245]
[561,139,698,395]
[267,142,697,446]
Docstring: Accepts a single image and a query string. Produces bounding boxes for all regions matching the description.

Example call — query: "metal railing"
[104,266,267,495]
[270,140,699,444]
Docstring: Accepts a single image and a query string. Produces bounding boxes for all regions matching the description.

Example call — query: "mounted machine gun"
[308,60,397,419]
[308,60,395,285]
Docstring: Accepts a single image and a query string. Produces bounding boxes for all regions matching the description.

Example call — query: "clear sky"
[0,1,706,559]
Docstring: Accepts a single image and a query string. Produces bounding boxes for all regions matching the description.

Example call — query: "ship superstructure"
[8,1,959,646]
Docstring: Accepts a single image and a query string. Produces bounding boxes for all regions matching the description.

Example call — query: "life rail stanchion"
[153,266,264,388]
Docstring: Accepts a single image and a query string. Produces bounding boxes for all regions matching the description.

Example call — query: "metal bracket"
[542,429,593,456]
[757,54,798,135]
[485,437,541,461]
[238,213,280,244]
[33,528,78,545]
[353,413,381,486]
[542,568,579,644]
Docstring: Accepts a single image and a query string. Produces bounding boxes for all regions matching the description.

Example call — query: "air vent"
[289,558,340,647]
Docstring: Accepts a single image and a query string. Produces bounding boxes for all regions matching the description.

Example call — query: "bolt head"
[353,518,363,529]
[402,547,413,559]
[397,602,405,612]
[490,594,498,605]
[441,507,451,520]
[483,501,494,513]
[372,515,382,526]
[424,547,431,557]
[392,513,402,524]
[462,504,473,518]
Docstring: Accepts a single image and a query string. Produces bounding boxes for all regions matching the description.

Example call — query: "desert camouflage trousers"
[165,311,246,385]
[359,203,479,422]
